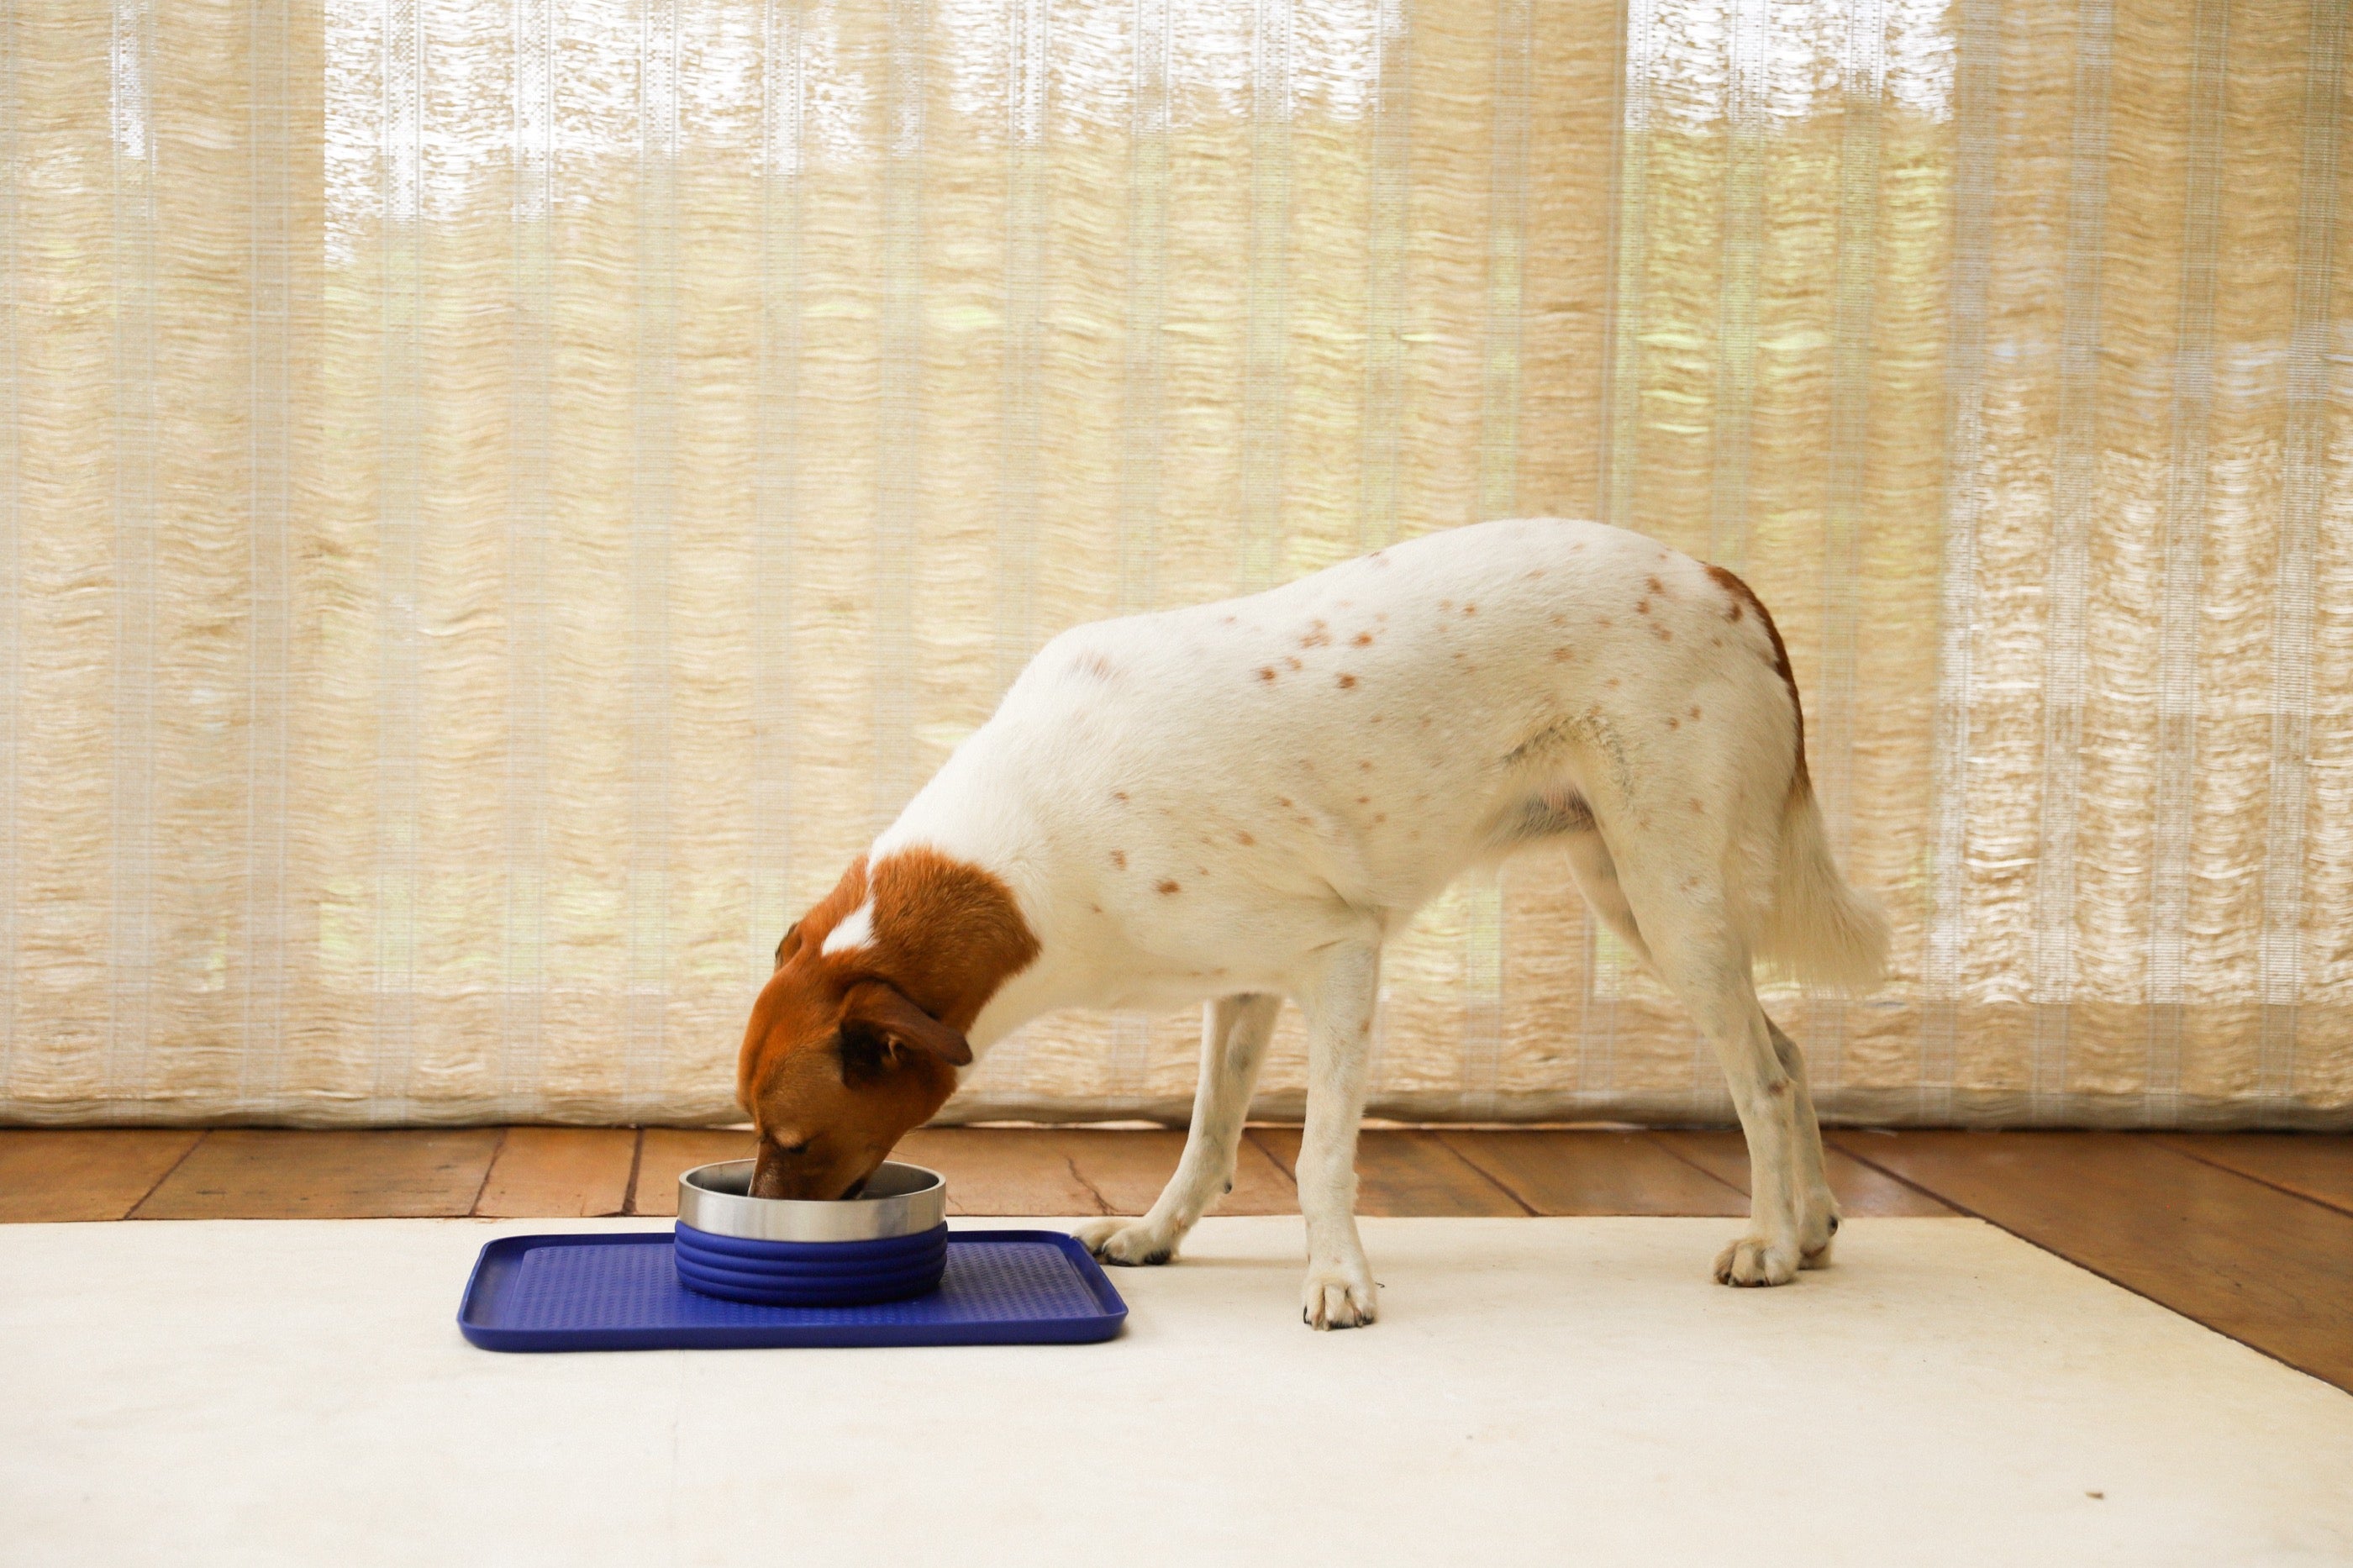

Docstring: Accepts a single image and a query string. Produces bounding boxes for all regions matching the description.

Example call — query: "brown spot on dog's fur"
[1524,568,1545,580]
[1113,790,1129,802]
[1462,603,1477,616]
[1258,666,1277,682]
[1667,717,1680,729]
[1110,850,1127,870]
[1236,830,1255,845]
[1276,796,1292,808]
[1635,598,1650,615]
[1358,760,1373,771]
[1372,813,1386,823]
[1690,706,1702,720]
[1605,677,1619,688]
[1690,799,1704,813]
[1596,616,1613,630]
[1285,655,1303,671]
[1552,646,1572,661]
[1356,795,1371,805]
[1653,624,1672,641]
[1648,576,1665,595]
[1156,879,1182,895]
[1302,621,1331,649]
[1078,652,1115,679]
[1352,631,1374,646]
[1338,673,1358,689]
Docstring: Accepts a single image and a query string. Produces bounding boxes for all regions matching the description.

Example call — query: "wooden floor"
[3,1124,2346,1394]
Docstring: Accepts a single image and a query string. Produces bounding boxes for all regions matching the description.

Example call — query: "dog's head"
[735,851,1038,1201]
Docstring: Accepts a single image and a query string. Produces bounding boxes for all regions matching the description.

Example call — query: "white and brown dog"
[737,517,1888,1328]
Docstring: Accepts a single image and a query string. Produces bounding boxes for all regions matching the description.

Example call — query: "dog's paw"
[1301,1259,1379,1330]
[1713,1234,1801,1287]
[1075,1217,1179,1268]
[1799,1208,1840,1271]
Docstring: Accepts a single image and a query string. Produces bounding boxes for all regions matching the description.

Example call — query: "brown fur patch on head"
[737,850,1039,1200]
[1704,562,1809,789]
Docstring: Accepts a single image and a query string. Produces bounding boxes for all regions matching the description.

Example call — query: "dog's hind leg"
[1077,992,1281,1267]
[1607,842,1811,1286]
[1767,1013,1840,1266]
[1294,942,1382,1329]
[1558,822,1654,974]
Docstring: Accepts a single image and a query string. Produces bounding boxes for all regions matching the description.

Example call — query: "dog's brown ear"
[838,981,973,1068]
[773,922,803,971]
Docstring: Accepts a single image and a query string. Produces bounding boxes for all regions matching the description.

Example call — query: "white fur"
[866,517,1888,1323]
[820,902,874,956]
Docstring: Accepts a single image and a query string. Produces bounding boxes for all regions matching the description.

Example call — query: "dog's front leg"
[1295,942,1382,1329]
[1078,992,1281,1266]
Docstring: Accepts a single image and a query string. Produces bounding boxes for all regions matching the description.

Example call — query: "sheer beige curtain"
[0,0,2345,1129]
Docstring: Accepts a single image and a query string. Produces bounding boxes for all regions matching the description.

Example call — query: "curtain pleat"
[0,0,2345,1128]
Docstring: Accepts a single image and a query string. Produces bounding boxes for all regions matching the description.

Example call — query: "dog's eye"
[773,1139,810,1158]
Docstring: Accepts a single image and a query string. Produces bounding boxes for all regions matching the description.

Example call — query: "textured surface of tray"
[459,1229,1125,1351]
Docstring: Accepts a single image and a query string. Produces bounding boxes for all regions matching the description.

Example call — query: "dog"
[736,516,1889,1328]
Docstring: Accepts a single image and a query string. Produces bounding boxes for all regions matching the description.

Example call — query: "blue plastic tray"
[458,1229,1126,1352]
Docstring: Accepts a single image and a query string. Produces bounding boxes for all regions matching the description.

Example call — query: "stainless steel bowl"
[676,1160,947,1243]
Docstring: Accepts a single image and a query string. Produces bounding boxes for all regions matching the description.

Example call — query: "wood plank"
[1051,1129,1299,1216]
[1829,1131,2353,1392]
[473,1128,638,1218]
[1654,1129,1959,1217]
[1248,1128,1529,1217]
[1437,1130,1747,1215]
[134,1129,503,1220]
[2155,1134,2353,1218]
[629,1129,754,1216]
[0,1130,203,1223]
[895,1129,1108,1216]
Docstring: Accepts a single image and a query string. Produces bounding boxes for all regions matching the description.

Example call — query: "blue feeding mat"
[458,1229,1127,1352]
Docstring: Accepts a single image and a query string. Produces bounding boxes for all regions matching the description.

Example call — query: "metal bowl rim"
[674,1158,948,1242]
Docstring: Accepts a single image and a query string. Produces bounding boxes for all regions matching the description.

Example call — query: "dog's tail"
[1704,563,1888,992]
[1754,777,1889,992]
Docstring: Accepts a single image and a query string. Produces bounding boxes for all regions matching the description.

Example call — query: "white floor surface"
[3,1215,2350,1567]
